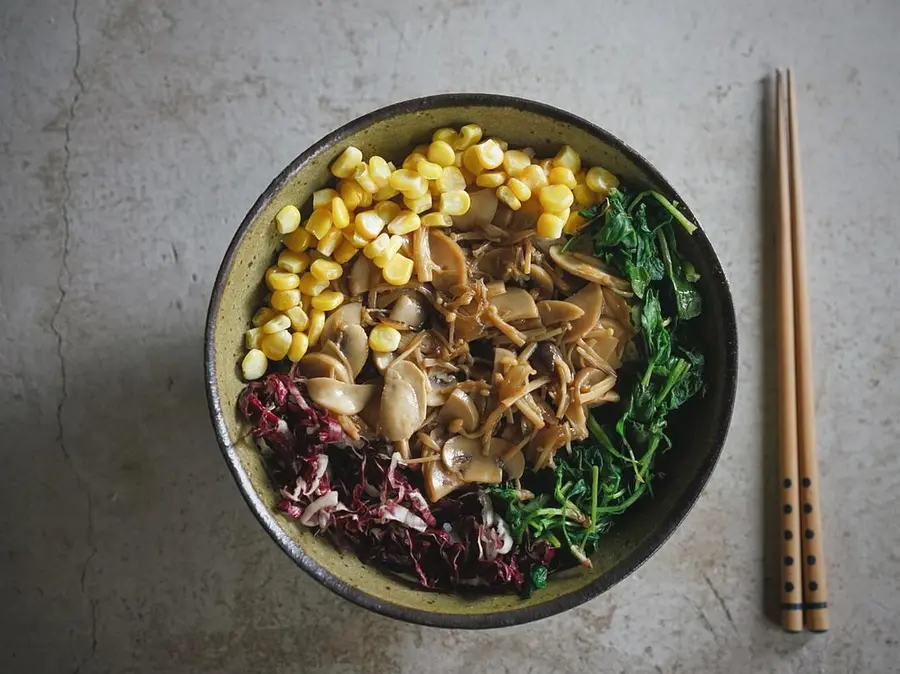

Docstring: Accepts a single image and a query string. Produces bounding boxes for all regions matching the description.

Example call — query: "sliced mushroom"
[348,256,377,297]
[295,352,352,383]
[528,264,555,299]
[424,457,466,502]
[430,229,468,292]
[371,350,395,375]
[537,299,585,326]
[601,286,632,324]
[562,282,605,344]
[452,188,498,230]
[306,378,375,415]
[321,302,362,344]
[380,360,427,441]
[437,389,479,432]
[529,424,569,470]
[476,246,519,280]
[489,287,539,322]
[441,436,502,484]
[337,324,369,378]
[549,245,631,292]
[389,294,426,329]
[502,450,525,480]
[485,280,507,298]
[426,371,457,406]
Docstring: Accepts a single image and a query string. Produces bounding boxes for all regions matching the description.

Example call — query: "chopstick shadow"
[759,74,782,625]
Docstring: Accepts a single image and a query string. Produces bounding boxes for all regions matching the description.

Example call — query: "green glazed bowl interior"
[205,94,738,628]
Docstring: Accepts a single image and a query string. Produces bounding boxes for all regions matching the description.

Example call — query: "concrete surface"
[1,0,898,672]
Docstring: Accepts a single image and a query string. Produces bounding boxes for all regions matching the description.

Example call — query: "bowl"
[205,94,738,628]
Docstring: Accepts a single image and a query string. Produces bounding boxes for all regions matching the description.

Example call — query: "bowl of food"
[205,94,737,628]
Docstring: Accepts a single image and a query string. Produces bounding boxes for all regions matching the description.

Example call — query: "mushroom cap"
[337,324,369,379]
[562,282,606,344]
[549,245,631,291]
[424,457,466,502]
[537,299,585,326]
[441,435,503,484]
[429,229,468,292]
[306,378,376,415]
[452,188,498,230]
[379,360,427,441]
[321,302,362,344]
[437,389,480,433]
[489,287,539,322]
[389,294,426,329]
[295,352,352,383]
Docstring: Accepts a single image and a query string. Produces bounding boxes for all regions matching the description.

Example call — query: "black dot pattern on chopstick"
[809,581,819,592]
[805,529,814,539]
[784,556,794,566]
[785,582,794,593]
[802,478,811,487]
[784,530,793,540]
[784,478,792,488]
[784,504,793,513]
[804,503,813,513]
[807,555,816,565]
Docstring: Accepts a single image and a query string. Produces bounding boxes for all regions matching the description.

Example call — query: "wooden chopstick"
[786,70,830,633]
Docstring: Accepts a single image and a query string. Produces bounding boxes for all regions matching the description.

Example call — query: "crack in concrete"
[701,571,738,634]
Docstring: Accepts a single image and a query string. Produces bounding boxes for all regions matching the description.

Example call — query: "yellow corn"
[339,179,365,210]
[333,238,359,264]
[331,146,364,178]
[476,171,507,188]
[300,294,312,312]
[364,233,391,260]
[252,306,278,327]
[521,147,536,159]
[354,210,385,241]
[402,193,432,215]
[496,185,522,211]
[440,190,471,216]
[574,171,586,185]
[453,151,464,168]
[507,177,532,202]
[369,324,401,352]
[368,156,392,187]
[564,211,588,235]
[311,290,345,311]
[401,177,429,199]
[242,348,268,380]
[502,150,531,177]
[552,145,581,174]
[428,179,442,197]
[402,152,428,171]
[374,235,404,268]
[261,313,291,334]
[573,184,599,206]
[472,139,504,170]
[552,207,571,222]
[492,137,509,151]
[388,211,422,235]
[432,127,458,145]
[282,227,314,253]
[343,227,370,249]
[519,164,549,191]
[307,309,326,346]
[537,158,554,174]
[427,140,456,167]
[549,166,577,189]
[462,146,484,175]
[245,327,264,349]
[270,289,302,311]
[287,331,310,363]
[354,165,379,194]
[275,204,301,234]
[536,212,565,239]
[265,266,300,291]
[310,258,343,282]
[277,250,311,274]
[539,184,575,212]
[261,329,292,361]
[585,166,619,195]
[374,200,402,224]
[330,197,351,229]
[436,166,466,193]
[374,184,399,201]
[313,188,338,210]
[356,182,373,207]
[316,226,343,256]
[422,212,453,228]
[305,209,333,240]
[383,253,414,286]
[389,169,424,193]
[298,273,329,297]
[285,305,309,331]
[416,159,443,180]
[413,144,430,156]
[454,124,483,150]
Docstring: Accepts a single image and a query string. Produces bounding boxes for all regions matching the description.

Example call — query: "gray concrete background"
[1,0,898,672]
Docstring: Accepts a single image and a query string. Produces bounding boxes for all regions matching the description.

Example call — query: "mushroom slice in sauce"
[489,287,539,322]
[389,294,426,329]
[549,245,631,292]
[452,188,498,230]
[337,324,369,379]
[437,389,480,432]
[562,282,605,344]
[379,360,427,441]
[424,457,466,502]
[306,378,376,416]
[537,299,585,326]
[429,229,468,292]
[441,436,503,484]
[320,302,362,344]
[295,352,352,383]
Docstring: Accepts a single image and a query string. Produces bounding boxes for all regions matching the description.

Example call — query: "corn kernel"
[462,146,485,175]
[356,182,373,207]
[539,184,575,212]
[374,200,401,224]
[374,235,404,268]
[519,164,549,191]
[454,124,483,151]
[355,210,385,240]
[522,147,536,159]
[311,290,345,312]
[537,158,554,174]
[275,250,308,275]
[496,185,522,211]
[389,169,423,193]
[331,146,364,178]
[552,207,571,222]
[432,127,459,145]
[453,151,464,168]
[275,204,301,234]
[537,212,565,239]
[343,227,370,249]
[316,226,343,256]
[313,188,338,210]
[440,190,471,216]
[252,306,278,327]
[402,152,428,171]
[333,238,359,264]
[416,159,442,180]
[573,184,599,206]
[388,211,422,235]
[300,294,312,312]
[374,184,399,201]
[585,166,619,195]
[242,349,268,380]
[298,273,329,296]
[564,211,588,235]
[427,140,456,167]
[413,144,429,156]
[552,145,581,174]
[436,166,466,193]
[574,171,586,185]
[364,232,391,260]
[428,179,442,197]
[261,329,292,360]
[262,313,291,334]
[549,166,577,189]
[472,139,504,170]
[400,177,428,199]
[339,179,365,210]
[282,227,314,253]
[369,324,402,352]
[265,267,300,291]
[403,193,432,215]
[476,171,507,188]
[270,289,302,311]
[307,309,325,346]
[507,177,532,202]
[422,212,453,228]
[245,327,264,349]
[368,156,392,188]
[305,209,333,240]
[354,165,378,194]
[502,150,531,177]
[331,197,351,229]
[491,137,509,151]
[285,305,310,331]
[383,253,414,286]
[287,331,310,363]
[310,258,343,282]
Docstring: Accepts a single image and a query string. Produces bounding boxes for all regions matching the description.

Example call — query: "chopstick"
[776,69,829,633]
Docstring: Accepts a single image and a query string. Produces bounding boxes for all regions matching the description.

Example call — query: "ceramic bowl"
[205,94,738,628]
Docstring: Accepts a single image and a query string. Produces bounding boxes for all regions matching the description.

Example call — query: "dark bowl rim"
[204,92,738,630]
